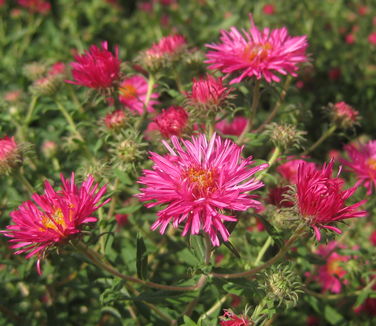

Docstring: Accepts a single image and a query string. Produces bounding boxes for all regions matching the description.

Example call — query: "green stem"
[74,241,207,292]
[55,100,84,142]
[197,295,229,323]
[254,76,292,133]
[144,74,155,109]
[256,146,281,180]
[16,171,36,195]
[237,79,261,145]
[211,224,305,279]
[111,87,122,111]
[302,125,337,156]
[25,96,39,125]
[69,86,84,113]
[254,236,273,266]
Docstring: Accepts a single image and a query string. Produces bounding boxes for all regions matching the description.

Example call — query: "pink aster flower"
[262,4,276,15]
[216,117,247,136]
[219,309,252,326]
[0,136,21,175]
[341,140,376,195]
[205,16,308,84]
[186,74,232,110]
[296,161,367,241]
[314,241,349,293]
[104,110,127,130]
[330,101,359,128]
[154,106,188,138]
[137,133,267,246]
[2,174,110,274]
[147,34,186,56]
[368,32,376,45]
[119,75,159,114]
[18,0,51,14]
[67,41,120,89]
[277,158,315,184]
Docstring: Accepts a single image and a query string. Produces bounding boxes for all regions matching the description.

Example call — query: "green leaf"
[323,305,344,325]
[182,315,198,326]
[136,234,148,280]
[189,235,205,263]
[222,240,241,259]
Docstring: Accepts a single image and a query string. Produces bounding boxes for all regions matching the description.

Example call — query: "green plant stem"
[68,85,84,113]
[237,79,261,145]
[254,76,292,133]
[211,224,305,279]
[256,146,281,180]
[302,125,337,156]
[254,236,273,266]
[25,95,39,125]
[107,178,119,221]
[16,171,36,195]
[144,74,155,109]
[197,295,229,323]
[111,87,122,111]
[56,101,84,142]
[74,241,208,292]
[182,234,212,317]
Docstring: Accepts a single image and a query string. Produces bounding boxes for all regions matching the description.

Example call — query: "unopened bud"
[23,62,47,81]
[329,101,359,129]
[265,123,306,151]
[0,136,22,175]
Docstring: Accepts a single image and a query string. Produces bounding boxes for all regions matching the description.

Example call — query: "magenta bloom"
[187,74,232,110]
[137,134,267,246]
[296,161,367,241]
[205,16,308,84]
[18,0,51,14]
[341,140,376,195]
[154,106,188,138]
[119,75,159,114]
[277,158,316,184]
[216,117,247,136]
[368,32,376,45]
[330,101,359,128]
[67,42,120,89]
[147,34,187,56]
[219,309,251,326]
[314,241,349,293]
[2,174,110,274]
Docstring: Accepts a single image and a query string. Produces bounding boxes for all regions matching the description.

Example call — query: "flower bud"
[258,264,303,308]
[265,123,306,151]
[154,106,188,138]
[30,75,61,96]
[0,136,22,175]
[104,110,127,130]
[329,101,359,129]
[23,62,47,81]
[41,141,58,159]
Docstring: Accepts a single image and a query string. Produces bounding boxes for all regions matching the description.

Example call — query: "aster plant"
[1,3,376,325]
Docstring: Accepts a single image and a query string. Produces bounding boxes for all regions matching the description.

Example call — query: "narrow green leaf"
[136,234,148,280]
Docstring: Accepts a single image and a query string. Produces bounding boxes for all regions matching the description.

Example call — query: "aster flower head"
[119,75,159,114]
[295,161,367,241]
[329,101,359,129]
[205,16,308,84]
[0,136,22,175]
[67,41,120,89]
[186,74,232,113]
[137,133,267,246]
[341,140,376,194]
[154,106,189,138]
[216,117,247,136]
[2,174,110,274]
[277,158,315,184]
[314,241,349,293]
[219,309,252,326]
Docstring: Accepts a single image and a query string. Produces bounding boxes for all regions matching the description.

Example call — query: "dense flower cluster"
[205,16,308,84]
[137,133,267,246]
[2,174,109,274]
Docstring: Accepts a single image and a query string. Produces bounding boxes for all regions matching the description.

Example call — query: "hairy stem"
[302,125,337,156]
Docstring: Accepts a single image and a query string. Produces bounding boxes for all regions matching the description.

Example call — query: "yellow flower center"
[327,258,344,277]
[243,42,273,62]
[366,158,376,171]
[119,84,137,99]
[185,167,217,193]
[41,208,67,232]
